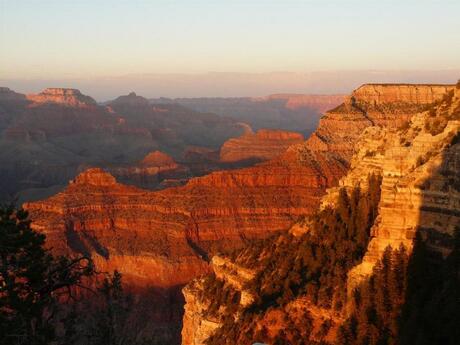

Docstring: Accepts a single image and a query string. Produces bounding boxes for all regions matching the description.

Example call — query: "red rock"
[141,151,177,167]
[25,84,454,292]
[220,129,304,162]
[264,94,346,112]
[27,88,97,107]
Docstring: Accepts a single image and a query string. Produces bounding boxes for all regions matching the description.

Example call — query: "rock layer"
[219,129,304,162]
[263,94,345,112]
[179,83,457,345]
[109,151,190,189]
[22,84,456,345]
[25,84,454,291]
[27,88,97,107]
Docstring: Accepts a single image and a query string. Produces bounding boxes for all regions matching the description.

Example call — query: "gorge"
[20,83,458,344]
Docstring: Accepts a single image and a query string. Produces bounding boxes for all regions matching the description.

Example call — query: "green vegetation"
[338,228,460,345]
[0,205,164,345]
[398,228,460,345]
[424,89,459,136]
[337,246,409,345]
[0,205,94,345]
[205,174,382,345]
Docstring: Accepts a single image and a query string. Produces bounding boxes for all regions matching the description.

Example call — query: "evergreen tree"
[0,205,94,345]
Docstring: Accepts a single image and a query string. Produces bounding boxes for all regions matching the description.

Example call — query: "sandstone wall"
[220,129,304,162]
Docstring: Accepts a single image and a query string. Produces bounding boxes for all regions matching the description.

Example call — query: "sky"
[1,0,459,98]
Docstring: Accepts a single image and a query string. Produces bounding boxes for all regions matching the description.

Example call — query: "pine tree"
[0,205,94,345]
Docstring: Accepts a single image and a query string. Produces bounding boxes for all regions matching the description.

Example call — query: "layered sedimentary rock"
[262,94,345,112]
[351,83,454,105]
[158,94,344,132]
[219,129,303,162]
[24,168,209,287]
[109,151,190,189]
[0,87,251,202]
[26,84,453,288]
[23,84,456,345]
[180,84,458,345]
[107,92,247,156]
[27,88,97,107]
[341,88,460,289]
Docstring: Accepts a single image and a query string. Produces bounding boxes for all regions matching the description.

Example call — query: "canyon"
[219,129,304,163]
[0,87,246,202]
[151,94,344,133]
[181,83,459,345]
[0,87,337,203]
[21,83,456,344]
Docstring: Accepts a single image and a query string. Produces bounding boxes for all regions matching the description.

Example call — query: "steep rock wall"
[219,129,304,162]
[179,84,458,345]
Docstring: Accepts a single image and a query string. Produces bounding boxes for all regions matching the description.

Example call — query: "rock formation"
[0,87,251,202]
[262,93,345,112]
[27,88,97,107]
[219,129,304,162]
[21,83,456,345]
[0,86,27,102]
[109,151,190,189]
[26,84,453,288]
[107,93,247,157]
[180,84,459,345]
[24,168,210,287]
[156,94,344,132]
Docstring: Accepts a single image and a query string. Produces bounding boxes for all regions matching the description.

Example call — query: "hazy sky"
[0,0,459,97]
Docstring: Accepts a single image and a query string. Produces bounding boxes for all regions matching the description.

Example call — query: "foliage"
[0,205,94,345]
[337,245,409,345]
[398,228,460,345]
[338,227,460,345]
[206,174,382,345]
[424,89,458,136]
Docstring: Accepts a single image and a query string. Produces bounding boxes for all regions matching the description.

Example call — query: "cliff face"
[25,84,452,289]
[180,84,459,345]
[263,94,345,112]
[22,84,456,345]
[162,94,345,132]
[0,87,252,202]
[27,88,97,107]
[339,87,460,290]
[24,168,210,287]
[219,129,304,162]
[182,255,256,345]
[107,94,247,157]
[351,84,455,106]
[108,151,190,189]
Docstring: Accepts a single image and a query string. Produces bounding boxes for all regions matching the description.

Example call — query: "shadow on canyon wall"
[399,132,460,345]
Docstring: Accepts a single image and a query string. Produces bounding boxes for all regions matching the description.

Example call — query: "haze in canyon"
[0,1,459,345]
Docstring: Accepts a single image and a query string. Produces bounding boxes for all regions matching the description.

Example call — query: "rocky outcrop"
[220,129,304,162]
[27,88,97,107]
[181,255,256,345]
[182,281,222,345]
[141,150,177,166]
[263,94,345,112]
[0,87,27,101]
[22,83,456,345]
[109,151,190,189]
[24,168,210,287]
[179,83,458,345]
[351,83,455,106]
[26,84,453,287]
[343,90,460,290]
[109,92,150,108]
[72,168,117,186]
[0,87,253,202]
[161,94,344,132]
